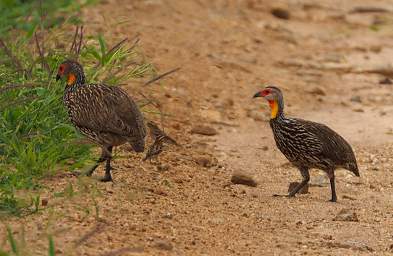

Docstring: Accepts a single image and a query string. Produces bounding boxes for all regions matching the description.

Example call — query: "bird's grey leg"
[327,170,337,202]
[274,167,310,198]
[288,167,310,197]
[85,158,105,176]
[99,146,113,182]
[84,147,108,176]
[72,155,105,177]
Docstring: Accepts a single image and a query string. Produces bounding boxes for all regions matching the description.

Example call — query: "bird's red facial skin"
[261,89,270,97]
[58,64,66,76]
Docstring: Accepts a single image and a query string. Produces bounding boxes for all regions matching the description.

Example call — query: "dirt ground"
[2,0,393,255]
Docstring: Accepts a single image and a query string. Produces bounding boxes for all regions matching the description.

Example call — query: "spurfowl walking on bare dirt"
[253,86,359,202]
[56,60,146,182]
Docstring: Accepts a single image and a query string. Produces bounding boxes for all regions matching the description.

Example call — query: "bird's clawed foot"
[273,193,293,198]
[99,174,113,182]
[99,162,113,182]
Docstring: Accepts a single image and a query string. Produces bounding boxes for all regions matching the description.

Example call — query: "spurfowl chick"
[143,121,178,162]
[56,60,146,182]
[253,86,359,202]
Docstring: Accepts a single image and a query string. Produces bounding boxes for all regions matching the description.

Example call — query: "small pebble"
[231,173,258,187]
[154,239,173,251]
[191,125,218,136]
[350,95,362,103]
[333,209,359,222]
[379,77,392,85]
[271,7,290,20]
[41,198,49,206]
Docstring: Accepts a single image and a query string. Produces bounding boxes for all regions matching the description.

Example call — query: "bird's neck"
[65,72,85,92]
[268,99,284,119]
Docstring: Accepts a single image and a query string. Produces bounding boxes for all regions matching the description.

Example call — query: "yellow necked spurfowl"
[253,86,359,202]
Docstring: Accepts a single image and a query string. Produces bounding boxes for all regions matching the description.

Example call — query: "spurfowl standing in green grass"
[56,60,146,182]
[253,86,359,202]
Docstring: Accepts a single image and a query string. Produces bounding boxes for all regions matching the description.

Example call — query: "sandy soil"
[2,0,393,255]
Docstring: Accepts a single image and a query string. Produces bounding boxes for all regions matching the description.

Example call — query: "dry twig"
[34,32,50,73]
[143,67,181,86]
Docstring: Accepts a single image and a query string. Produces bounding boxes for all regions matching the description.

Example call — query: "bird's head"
[56,60,85,86]
[253,85,284,119]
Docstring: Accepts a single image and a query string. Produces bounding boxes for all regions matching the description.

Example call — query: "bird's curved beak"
[253,91,262,98]
[56,74,61,81]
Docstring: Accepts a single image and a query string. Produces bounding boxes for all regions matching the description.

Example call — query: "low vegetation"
[0,0,155,217]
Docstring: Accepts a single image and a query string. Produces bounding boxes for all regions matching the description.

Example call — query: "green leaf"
[98,34,106,63]
[48,236,55,256]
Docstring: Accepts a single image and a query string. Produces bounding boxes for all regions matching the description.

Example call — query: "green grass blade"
[6,226,18,255]
[48,236,55,256]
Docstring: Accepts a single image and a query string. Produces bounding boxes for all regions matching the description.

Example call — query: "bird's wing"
[293,118,353,162]
[71,84,146,140]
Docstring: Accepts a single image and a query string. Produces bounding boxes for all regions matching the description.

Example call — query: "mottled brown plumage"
[254,86,359,202]
[56,60,146,181]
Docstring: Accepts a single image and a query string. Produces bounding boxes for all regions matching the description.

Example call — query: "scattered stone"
[344,240,375,252]
[349,6,390,14]
[288,182,309,194]
[200,109,221,122]
[333,209,359,222]
[191,125,218,136]
[379,77,392,85]
[154,188,168,196]
[195,155,215,167]
[308,87,326,96]
[352,108,364,113]
[231,173,258,187]
[271,7,290,20]
[154,239,173,251]
[370,45,382,53]
[172,123,181,130]
[41,198,49,206]
[327,240,374,252]
[340,101,349,107]
[342,195,356,200]
[209,217,225,225]
[322,234,333,240]
[223,98,234,107]
[350,95,362,103]
[162,212,173,219]
[156,164,170,172]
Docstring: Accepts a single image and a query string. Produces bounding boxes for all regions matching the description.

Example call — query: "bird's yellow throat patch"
[268,100,279,119]
[67,73,76,86]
